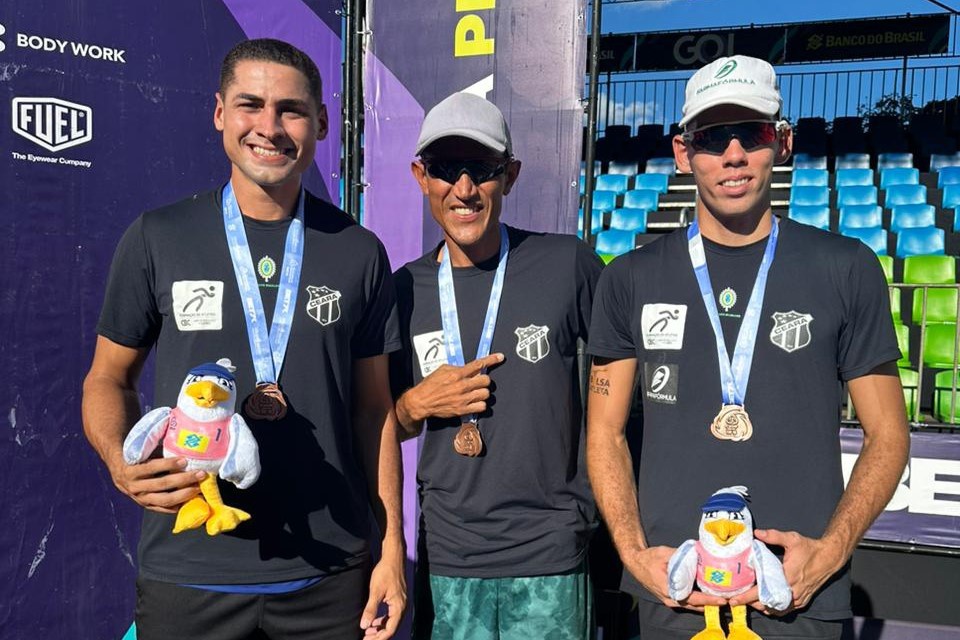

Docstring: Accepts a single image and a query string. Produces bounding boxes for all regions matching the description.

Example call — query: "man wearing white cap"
[390,92,603,639]
[586,55,908,638]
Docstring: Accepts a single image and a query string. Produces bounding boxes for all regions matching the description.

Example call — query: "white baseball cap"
[679,55,782,129]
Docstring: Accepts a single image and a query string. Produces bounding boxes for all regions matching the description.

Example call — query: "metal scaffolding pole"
[340,0,364,221]
[582,0,603,245]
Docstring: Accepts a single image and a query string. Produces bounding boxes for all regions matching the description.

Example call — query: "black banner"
[786,14,949,63]
[589,34,636,73]
[633,26,786,71]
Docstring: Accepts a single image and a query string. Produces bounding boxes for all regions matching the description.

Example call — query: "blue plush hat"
[701,491,748,513]
[188,362,236,382]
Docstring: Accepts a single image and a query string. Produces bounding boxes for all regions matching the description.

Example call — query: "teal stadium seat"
[841,226,888,255]
[788,205,830,230]
[645,157,676,174]
[904,255,958,324]
[836,153,871,170]
[878,153,914,169]
[837,185,878,207]
[839,205,882,229]
[890,204,936,233]
[591,190,618,212]
[633,173,670,194]
[577,209,604,238]
[937,166,960,188]
[790,186,829,207]
[595,229,637,259]
[792,169,829,187]
[607,161,639,176]
[942,184,960,209]
[623,189,659,211]
[609,208,648,232]
[595,173,630,195]
[885,184,927,207]
[835,168,874,187]
[792,154,828,170]
[880,167,920,189]
[930,152,960,172]
[896,227,945,257]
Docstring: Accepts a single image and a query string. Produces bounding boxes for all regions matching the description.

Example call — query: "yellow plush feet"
[691,605,727,640]
[173,497,212,533]
[727,605,761,640]
[205,504,252,535]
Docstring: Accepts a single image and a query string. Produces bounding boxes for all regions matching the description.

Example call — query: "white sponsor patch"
[305,285,342,326]
[413,330,446,378]
[641,303,688,350]
[770,311,814,353]
[172,280,224,331]
[515,324,550,364]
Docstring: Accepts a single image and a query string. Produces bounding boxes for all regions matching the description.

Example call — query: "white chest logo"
[770,311,814,353]
[413,330,446,377]
[641,304,688,350]
[305,285,342,326]
[172,280,224,331]
[515,324,550,364]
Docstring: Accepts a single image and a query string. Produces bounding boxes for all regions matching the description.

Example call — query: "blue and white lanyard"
[687,217,779,406]
[438,224,510,422]
[222,182,305,384]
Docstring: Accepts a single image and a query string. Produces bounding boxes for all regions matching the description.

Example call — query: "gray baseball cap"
[415,92,513,156]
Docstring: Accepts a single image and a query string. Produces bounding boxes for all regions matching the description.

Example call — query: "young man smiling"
[586,56,908,639]
[390,92,603,639]
[83,39,405,639]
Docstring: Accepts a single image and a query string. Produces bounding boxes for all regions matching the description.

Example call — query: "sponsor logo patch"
[305,285,341,326]
[770,310,814,353]
[641,303,688,350]
[413,330,446,378]
[12,97,92,153]
[644,362,678,405]
[172,280,224,332]
[514,324,550,364]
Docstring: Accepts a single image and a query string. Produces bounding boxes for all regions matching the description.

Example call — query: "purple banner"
[363,0,588,267]
[841,428,960,548]
[0,2,341,639]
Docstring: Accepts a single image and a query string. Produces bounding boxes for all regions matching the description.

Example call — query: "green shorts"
[425,563,593,640]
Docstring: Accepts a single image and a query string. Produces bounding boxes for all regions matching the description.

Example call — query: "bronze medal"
[710,404,753,442]
[453,422,483,457]
[244,382,288,421]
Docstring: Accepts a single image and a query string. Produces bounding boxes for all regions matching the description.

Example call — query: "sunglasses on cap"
[421,158,509,184]
[681,120,786,154]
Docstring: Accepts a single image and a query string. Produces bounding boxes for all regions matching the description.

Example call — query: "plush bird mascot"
[122,358,261,535]
[667,486,792,640]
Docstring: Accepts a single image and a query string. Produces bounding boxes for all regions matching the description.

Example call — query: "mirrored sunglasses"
[422,159,508,184]
[682,120,780,154]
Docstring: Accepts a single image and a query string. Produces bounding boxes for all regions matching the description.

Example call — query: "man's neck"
[230,174,301,222]
[441,226,503,268]
[695,204,773,247]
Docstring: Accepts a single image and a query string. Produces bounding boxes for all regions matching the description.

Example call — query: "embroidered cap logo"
[714,59,737,79]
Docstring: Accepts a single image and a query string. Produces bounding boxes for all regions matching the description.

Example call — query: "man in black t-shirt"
[81,39,406,639]
[586,56,909,639]
[391,92,602,639]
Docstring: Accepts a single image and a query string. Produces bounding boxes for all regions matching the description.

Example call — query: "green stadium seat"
[904,256,957,323]
[899,368,919,419]
[878,255,894,283]
[895,322,910,366]
[890,288,902,324]
[933,369,960,424]
[922,323,959,368]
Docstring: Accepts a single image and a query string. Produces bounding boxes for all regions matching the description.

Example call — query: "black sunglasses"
[682,120,781,154]
[421,158,508,184]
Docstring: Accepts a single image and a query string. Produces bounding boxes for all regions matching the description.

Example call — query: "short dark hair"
[219,38,323,107]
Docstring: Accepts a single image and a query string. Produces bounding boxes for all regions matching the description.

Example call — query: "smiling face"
[411,136,521,266]
[214,59,328,201]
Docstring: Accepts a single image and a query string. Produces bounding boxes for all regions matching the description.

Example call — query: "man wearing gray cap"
[390,92,603,639]
[586,55,908,638]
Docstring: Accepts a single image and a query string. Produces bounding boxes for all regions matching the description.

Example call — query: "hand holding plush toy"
[122,358,261,535]
[667,486,792,640]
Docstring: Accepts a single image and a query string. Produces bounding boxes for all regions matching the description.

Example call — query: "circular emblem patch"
[257,256,277,282]
[719,287,737,312]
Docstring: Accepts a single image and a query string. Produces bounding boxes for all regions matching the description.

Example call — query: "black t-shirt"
[97,188,401,584]
[392,227,603,578]
[588,217,900,619]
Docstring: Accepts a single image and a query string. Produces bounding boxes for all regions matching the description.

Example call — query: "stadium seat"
[577,209,604,237]
[633,173,670,194]
[839,205,882,229]
[645,157,676,174]
[880,167,920,189]
[954,208,960,233]
[590,190,618,212]
[792,154,828,170]
[878,255,894,283]
[835,168,874,188]
[938,166,960,188]
[595,173,630,195]
[897,226,945,257]
[788,205,830,230]
[877,153,914,170]
[790,186,829,207]
[895,323,910,366]
[930,152,960,173]
[934,369,960,424]
[922,323,959,368]
[835,153,871,170]
[837,185,878,207]
[840,226,888,255]
[890,287,902,324]
[885,184,927,207]
[623,189,659,211]
[607,161,639,176]
[609,207,648,233]
[905,256,958,324]
[792,169,829,187]
[890,204,936,233]
[943,184,960,209]
[595,229,636,260]
[899,368,919,419]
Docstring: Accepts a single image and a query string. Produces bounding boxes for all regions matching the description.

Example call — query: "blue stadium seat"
[595,229,637,257]
[792,154,828,170]
[930,152,960,173]
[788,205,830,230]
[880,167,920,189]
[954,208,960,233]
[937,166,960,188]
[836,153,871,170]
[890,204,936,233]
[577,208,604,237]
[609,207,649,232]
[837,185,878,207]
[595,173,630,195]
[607,161,639,176]
[792,169,829,187]
[590,190,618,212]
[623,189,659,211]
[835,168,874,187]
[944,185,960,209]
[877,153,914,169]
[839,205,882,229]
[885,184,927,207]
[645,157,676,174]
[633,173,670,194]
[789,186,829,207]
[840,226,888,255]
[896,226,946,257]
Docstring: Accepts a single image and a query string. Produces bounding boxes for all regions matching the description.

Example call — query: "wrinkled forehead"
[420,136,507,161]
[688,104,774,130]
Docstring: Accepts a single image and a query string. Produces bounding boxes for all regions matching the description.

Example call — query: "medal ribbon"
[687,217,779,406]
[438,223,509,423]
[222,182,305,384]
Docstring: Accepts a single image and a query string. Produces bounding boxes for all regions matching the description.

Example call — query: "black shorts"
[135,568,367,640]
